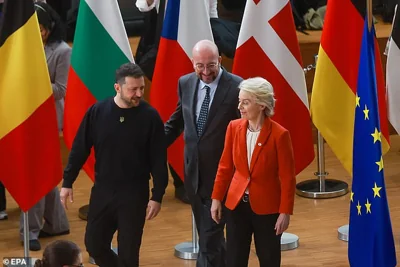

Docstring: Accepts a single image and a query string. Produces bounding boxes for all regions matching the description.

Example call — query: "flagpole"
[23,212,29,258]
[338,0,374,243]
[174,212,199,260]
[296,55,349,199]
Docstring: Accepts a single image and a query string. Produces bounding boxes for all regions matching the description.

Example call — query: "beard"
[120,94,140,107]
[196,71,218,84]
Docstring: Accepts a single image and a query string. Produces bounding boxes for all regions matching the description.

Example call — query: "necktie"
[196,85,211,137]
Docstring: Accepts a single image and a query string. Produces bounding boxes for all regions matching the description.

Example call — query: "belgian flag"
[0,0,62,212]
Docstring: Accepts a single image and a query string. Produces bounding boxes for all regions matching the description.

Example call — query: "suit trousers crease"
[19,187,69,240]
[85,185,148,267]
[226,201,281,267]
[190,192,227,267]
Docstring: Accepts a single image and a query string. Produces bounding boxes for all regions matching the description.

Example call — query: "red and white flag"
[386,3,400,134]
[233,0,314,174]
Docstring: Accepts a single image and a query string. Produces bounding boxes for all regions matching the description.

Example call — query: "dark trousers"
[170,164,184,188]
[190,193,226,267]
[85,185,149,267]
[226,200,281,267]
[0,182,6,211]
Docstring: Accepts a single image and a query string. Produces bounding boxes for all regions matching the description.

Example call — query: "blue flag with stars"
[348,18,397,267]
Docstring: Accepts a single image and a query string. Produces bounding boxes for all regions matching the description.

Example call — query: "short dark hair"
[34,240,81,267]
[115,63,145,85]
[34,2,66,43]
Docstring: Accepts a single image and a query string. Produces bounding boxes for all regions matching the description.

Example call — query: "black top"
[62,97,168,203]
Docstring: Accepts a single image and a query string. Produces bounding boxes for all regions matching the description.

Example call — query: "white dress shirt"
[245,129,260,194]
[195,68,223,121]
[135,0,218,18]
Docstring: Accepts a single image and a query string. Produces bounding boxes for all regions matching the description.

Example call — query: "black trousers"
[190,193,226,267]
[0,181,6,211]
[170,164,184,188]
[85,185,149,267]
[226,200,281,267]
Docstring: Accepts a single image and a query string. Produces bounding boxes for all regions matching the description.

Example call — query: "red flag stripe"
[150,38,193,179]
[0,97,62,211]
[63,67,97,180]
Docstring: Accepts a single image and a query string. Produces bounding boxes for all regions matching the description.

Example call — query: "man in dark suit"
[165,39,242,267]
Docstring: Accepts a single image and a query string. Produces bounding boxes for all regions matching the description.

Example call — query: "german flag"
[310,0,390,174]
[0,0,62,212]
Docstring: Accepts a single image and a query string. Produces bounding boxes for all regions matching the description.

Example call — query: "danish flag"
[233,0,314,174]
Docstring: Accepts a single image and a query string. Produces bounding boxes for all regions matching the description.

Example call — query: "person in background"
[20,2,71,251]
[0,182,7,220]
[0,0,3,17]
[34,240,83,267]
[164,39,242,267]
[211,77,296,267]
[135,0,218,17]
[33,0,71,24]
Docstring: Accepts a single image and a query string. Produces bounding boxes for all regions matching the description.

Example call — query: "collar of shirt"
[195,68,223,120]
[198,67,223,93]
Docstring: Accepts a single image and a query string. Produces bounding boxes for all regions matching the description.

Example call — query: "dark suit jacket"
[165,70,242,198]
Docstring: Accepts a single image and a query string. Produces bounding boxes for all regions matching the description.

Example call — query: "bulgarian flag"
[0,0,62,211]
[63,0,134,180]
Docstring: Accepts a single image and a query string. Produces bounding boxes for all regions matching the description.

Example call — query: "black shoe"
[38,229,70,238]
[30,240,41,251]
[175,186,190,204]
[21,239,41,251]
[0,210,8,220]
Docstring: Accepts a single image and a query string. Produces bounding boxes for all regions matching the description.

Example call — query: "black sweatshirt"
[62,97,168,203]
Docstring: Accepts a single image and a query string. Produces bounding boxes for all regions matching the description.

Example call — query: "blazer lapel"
[187,74,200,132]
[44,42,55,62]
[238,120,251,176]
[208,71,231,120]
[249,118,272,174]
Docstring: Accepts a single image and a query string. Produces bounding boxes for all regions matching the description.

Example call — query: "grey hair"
[238,77,276,117]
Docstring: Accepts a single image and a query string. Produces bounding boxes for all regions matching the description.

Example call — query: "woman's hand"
[211,199,222,224]
[275,213,290,235]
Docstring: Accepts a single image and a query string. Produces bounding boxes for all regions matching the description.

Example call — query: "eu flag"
[348,18,397,267]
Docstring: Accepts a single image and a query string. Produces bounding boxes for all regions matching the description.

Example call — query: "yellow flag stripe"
[0,13,52,140]
[311,47,355,174]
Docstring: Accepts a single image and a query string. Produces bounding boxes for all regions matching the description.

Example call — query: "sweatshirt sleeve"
[149,110,169,203]
[62,106,94,188]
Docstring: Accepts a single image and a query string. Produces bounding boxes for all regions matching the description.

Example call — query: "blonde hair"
[238,77,276,117]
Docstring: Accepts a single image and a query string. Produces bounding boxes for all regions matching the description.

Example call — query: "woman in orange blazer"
[211,77,296,267]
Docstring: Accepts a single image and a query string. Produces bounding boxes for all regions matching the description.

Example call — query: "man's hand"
[275,213,290,235]
[60,187,74,210]
[146,200,161,220]
[211,199,222,224]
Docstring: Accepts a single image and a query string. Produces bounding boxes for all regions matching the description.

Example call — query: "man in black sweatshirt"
[60,63,168,267]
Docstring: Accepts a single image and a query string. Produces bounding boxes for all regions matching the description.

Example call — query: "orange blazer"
[211,117,296,215]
